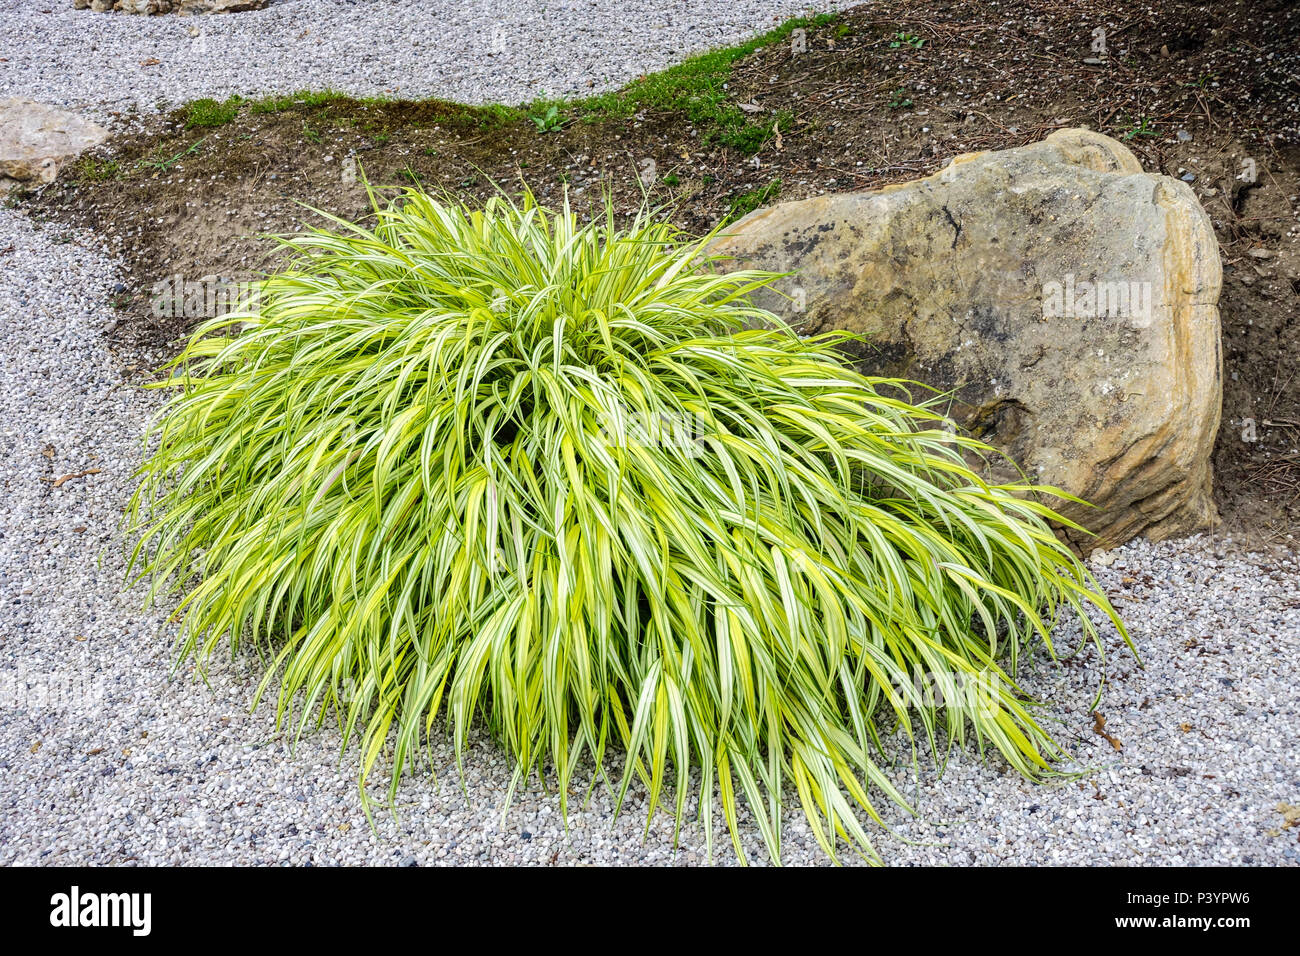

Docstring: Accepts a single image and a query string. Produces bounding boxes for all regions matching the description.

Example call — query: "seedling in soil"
[141,136,208,173]
[888,88,914,110]
[890,31,925,49]
[529,105,564,133]
[1121,117,1158,140]
[73,158,122,183]
[725,178,781,223]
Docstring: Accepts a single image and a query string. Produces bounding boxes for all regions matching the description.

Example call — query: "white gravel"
[4,0,843,121]
[1,0,1297,866]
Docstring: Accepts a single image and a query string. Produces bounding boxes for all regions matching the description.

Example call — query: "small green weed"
[185,97,241,129]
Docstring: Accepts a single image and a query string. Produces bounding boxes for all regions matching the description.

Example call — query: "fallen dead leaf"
[140,58,160,67]
[1092,711,1123,751]
[1277,803,1300,828]
[51,468,101,488]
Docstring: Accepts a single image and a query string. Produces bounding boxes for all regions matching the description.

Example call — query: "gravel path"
[1,1,1297,866]
[5,0,841,121]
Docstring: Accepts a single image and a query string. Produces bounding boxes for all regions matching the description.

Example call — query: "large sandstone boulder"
[0,98,109,187]
[710,129,1222,551]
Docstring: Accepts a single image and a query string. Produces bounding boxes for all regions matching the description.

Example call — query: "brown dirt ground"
[17,0,1300,545]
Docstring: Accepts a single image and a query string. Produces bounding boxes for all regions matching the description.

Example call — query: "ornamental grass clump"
[127,187,1127,864]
